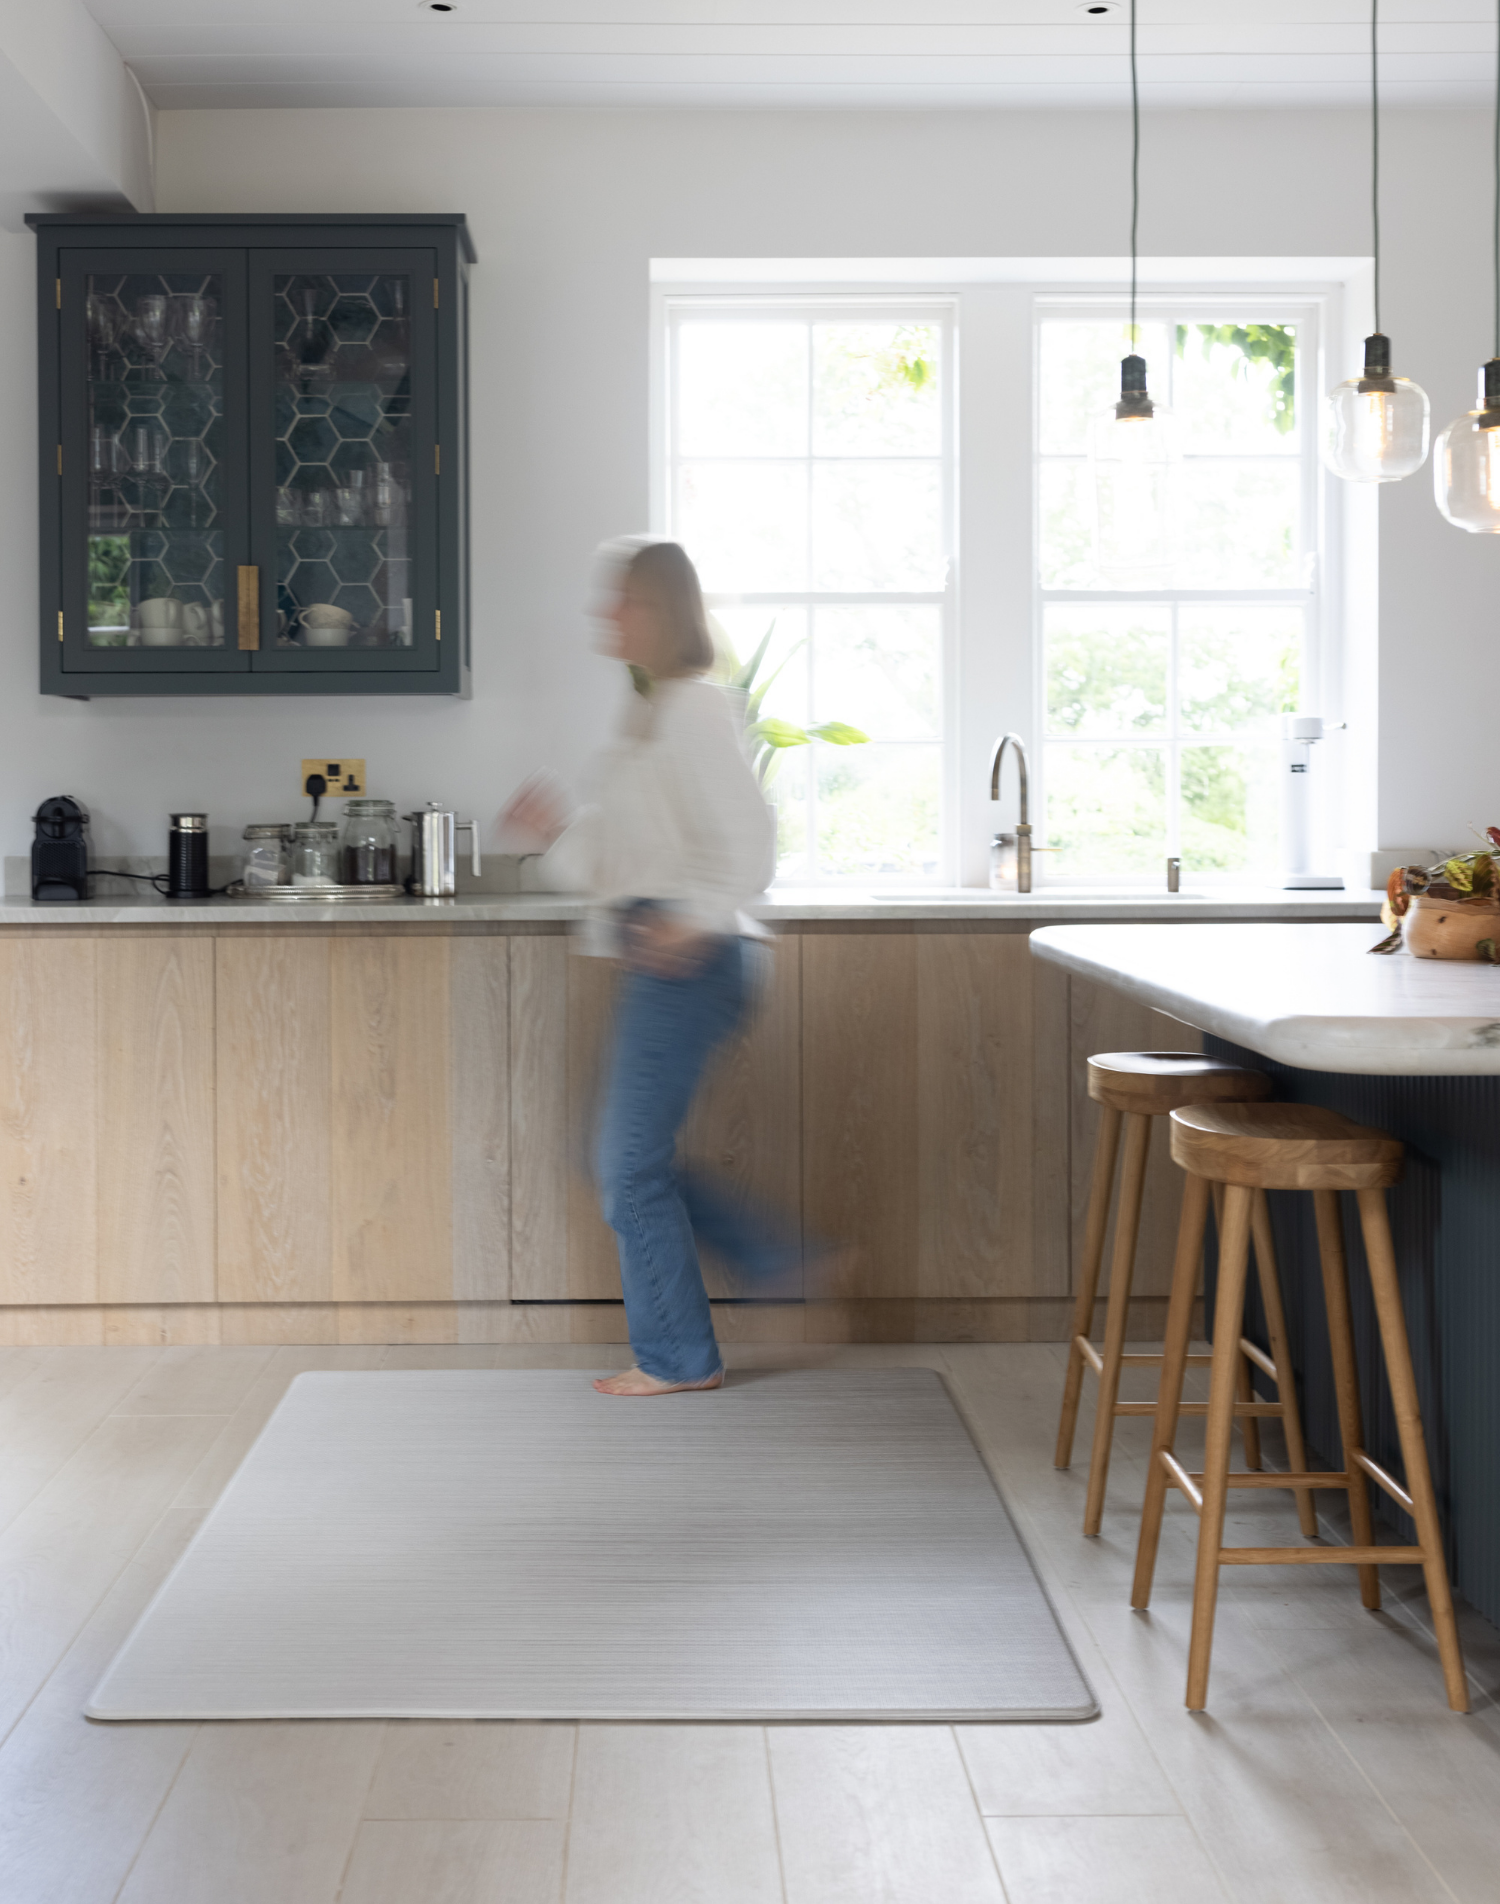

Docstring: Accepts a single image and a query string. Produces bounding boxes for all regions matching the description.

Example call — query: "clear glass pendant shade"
[1322,335,1430,482]
[1088,354,1178,587]
[1434,359,1500,532]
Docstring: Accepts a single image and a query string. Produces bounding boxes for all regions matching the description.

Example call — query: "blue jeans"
[594,935,797,1384]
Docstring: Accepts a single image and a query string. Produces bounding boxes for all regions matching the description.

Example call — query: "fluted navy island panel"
[1205,1038,1500,1630]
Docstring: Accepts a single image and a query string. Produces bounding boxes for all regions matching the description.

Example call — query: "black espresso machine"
[31,796,90,901]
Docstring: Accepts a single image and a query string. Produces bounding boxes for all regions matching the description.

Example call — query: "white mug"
[133,597,181,630]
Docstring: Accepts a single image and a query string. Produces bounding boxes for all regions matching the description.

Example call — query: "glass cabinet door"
[59,250,248,674]
[248,251,439,672]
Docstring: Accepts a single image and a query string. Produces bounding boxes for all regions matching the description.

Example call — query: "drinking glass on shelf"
[300,483,335,529]
[88,426,128,532]
[275,487,302,527]
[372,462,406,527]
[128,420,171,521]
[86,294,120,380]
[178,438,214,527]
[132,295,171,380]
[170,294,216,381]
[334,485,365,527]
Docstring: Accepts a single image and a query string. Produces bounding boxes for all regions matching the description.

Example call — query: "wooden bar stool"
[1055,1053,1316,1541]
[1132,1101,1468,1714]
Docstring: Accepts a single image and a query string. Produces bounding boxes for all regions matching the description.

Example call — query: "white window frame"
[653,292,959,886]
[650,265,1359,892]
[1033,294,1329,886]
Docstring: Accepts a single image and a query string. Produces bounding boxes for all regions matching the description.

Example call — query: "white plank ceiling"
[85,2,1498,112]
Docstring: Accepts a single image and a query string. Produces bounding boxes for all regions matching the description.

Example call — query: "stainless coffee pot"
[404,802,480,897]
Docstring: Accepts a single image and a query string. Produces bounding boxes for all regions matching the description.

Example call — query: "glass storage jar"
[241,822,289,889]
[287,820,341,887]
[340,798,399,885]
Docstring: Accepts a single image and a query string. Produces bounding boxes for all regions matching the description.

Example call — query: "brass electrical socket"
[300,758,367,797]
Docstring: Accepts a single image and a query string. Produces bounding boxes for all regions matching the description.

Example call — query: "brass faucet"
[989,733,1033,893]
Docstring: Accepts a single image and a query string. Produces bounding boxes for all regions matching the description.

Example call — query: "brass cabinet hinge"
[56,444,62,476]
[435,609,441,643]
[433,277,440,309]
[55,278,61,310]
[58,611,64,643]
[434,444,441,476]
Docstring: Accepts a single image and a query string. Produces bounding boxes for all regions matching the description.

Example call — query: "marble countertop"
[0,885,1380,928]
[1030,921,1500,1075]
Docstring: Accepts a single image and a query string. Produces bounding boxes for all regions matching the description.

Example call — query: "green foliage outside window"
[1175,323,1296,434]
[88,534,131,626]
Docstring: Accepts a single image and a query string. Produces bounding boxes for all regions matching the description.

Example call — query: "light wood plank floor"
[0,1340,1495,1903]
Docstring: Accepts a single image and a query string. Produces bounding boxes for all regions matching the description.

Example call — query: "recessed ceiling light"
[420,2,458,13]
[1077,2,1121,13]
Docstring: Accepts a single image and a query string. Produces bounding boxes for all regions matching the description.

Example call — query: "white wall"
[0,106,1491,863]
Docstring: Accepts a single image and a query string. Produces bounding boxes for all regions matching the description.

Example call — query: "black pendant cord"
[1371,0,1381,336]
[1129,0,1139,345]
[1493,0,1499,357]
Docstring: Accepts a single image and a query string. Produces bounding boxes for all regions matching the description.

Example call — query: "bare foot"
[592,1365,724,1397]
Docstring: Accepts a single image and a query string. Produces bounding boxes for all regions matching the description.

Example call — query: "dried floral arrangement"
[1372,825,1500,958]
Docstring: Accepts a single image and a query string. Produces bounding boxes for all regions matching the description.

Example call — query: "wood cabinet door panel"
[509,936,570,1300]
[99,938,216,1304]
[0,937,99,1304]
[451,937,509,1302]
[216,936,332,1303]
[330,936,452,1302]
[916,930,1036,1299]
[802,933,919,1298]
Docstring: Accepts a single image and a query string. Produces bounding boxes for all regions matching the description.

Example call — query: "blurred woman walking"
[503,540,787,1395]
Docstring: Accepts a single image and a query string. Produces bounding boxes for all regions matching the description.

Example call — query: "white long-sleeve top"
[539,676,776,953]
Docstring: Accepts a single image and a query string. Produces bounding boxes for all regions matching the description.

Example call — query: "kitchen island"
[0,887,1375,1361]
[1031,921,1500,1630]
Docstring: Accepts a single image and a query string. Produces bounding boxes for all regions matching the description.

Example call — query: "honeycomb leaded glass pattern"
[85,273,224,648]
[273,274,414,649]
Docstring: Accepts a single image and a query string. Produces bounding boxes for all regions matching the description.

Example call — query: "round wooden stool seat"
[1169,1102,1404,1192]
[1087,1051,1272,1116]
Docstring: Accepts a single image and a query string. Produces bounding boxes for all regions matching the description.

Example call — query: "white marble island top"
[1031,922,1500,1075]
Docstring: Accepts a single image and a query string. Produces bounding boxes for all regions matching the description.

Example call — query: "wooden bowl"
[1402,892,1500,962]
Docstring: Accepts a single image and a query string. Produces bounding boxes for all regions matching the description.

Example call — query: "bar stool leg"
[1250,1191,1319,1540]
[1355,1188,1469,1714]
[1313,1189,1381,1610]
[1131,1170,1211,1608]
[1083,1111,1152,1536]
[1213,1183,1262,1469]
[1055,1103,1124,1469]
[1186,1182,1255,1711]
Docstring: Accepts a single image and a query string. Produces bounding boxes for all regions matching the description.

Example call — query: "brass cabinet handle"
[237,566,260,650]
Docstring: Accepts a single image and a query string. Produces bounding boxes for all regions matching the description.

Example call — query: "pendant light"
[1323,0,1430,482]
[1088,0,1177,587]
[1434,0,1500,531]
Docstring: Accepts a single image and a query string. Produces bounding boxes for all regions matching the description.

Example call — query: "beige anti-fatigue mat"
[89,1369,1096,1722]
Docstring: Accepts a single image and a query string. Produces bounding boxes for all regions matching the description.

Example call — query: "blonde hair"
[620,540,714,678]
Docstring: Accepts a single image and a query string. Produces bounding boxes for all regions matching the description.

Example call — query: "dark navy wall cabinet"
[29,213,473,697]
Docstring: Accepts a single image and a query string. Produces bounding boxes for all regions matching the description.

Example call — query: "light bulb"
[1088,353,1178,587]
[1434,358,1500,532]
[1323,333,1430,482]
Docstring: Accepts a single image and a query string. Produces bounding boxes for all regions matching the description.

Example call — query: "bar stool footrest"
[1219,1545,1426,1565]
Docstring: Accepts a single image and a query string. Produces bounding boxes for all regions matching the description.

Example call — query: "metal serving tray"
[227,883,407,904]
